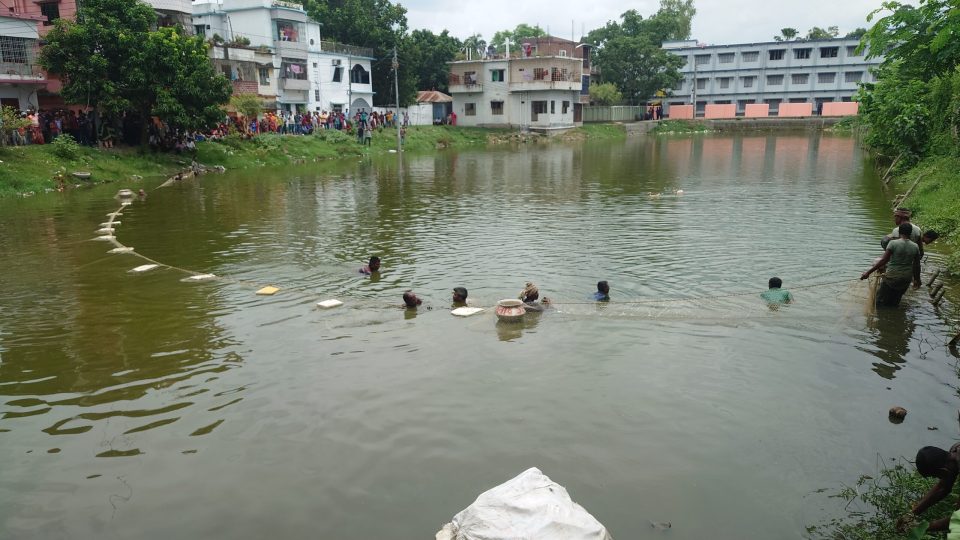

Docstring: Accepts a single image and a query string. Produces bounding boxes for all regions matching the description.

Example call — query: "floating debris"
[130,264,159,273]
[451,307,484,317]
[183,274,216,282]
[116,189,135,198]
[72,172,91,180]
[317,299,343,309]
[889,406,908,424]
[256,286,280,296]
[108,247,134,254]
[650,521,672,531]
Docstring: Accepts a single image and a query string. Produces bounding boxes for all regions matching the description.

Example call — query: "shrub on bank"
[49,134,81,160]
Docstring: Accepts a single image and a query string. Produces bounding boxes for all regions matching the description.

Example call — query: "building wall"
[663,38,882,115]
[0,14,45,110]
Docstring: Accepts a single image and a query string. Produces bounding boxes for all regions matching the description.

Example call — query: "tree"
[303,0,417,106]
[0,106,30,146]
[407,29,461,92]
[589,82,623,105]
[862,0,960,80]
[230,94,263,132]
[806,26,839,39]
[460,33,487,60]
[845,27,868,39]
[490,24,547,53]
[40,0,231,144]
[775,27,798,41]
[585,0,693,104]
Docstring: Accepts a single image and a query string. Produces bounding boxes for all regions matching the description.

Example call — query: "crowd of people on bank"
[1,107,411,148]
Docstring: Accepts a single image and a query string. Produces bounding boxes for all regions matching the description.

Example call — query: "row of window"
[681,71,863,90]
[461,100,572,116]
[692,45,863,66]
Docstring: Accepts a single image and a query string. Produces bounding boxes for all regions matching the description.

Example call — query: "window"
[818,72,836,84]
[532,100,547,120]
[718,53,734,64]
[559,49,567,57]
[846,45,863,57]
[550,100,555,114]
[820,47,839,58]
[0,36,28,64]
[719,77,731,89]
[312,62,318,68]
[314,90,320,101]
[767,74,784,85]
[764,98,781,110]
[738,99,755,110]
[696,78,707,90]
[713,100,731,104]
[491,69,505,82]
[695,54,710,66]
[844,71,863,83]
[258,67,271,85]
[194,24,207,37]
[464,103,476,116]
[281,59,308,80]
[741,76,754,88]
[794,48,811,60]
[350,64,370,84]
[332,66,343,82]
[533,67,549,80]
[742,51,759,62]
[789,97,807,103]
[791,73,809,85]
[491,101,503,115]
[276,21,300,42]
[769,49,785,60]
[562,101,569,114]
[39,2,59,26]
[673,79,684,91]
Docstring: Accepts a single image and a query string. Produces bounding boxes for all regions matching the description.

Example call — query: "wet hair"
[369,256,381,265]
[898,223,913,236]
[597,281,609,294]
[916,446,950,477]
[402,290,419,307]
[453,287,468,301]
[924,230,940,241]
[769,277,783,289]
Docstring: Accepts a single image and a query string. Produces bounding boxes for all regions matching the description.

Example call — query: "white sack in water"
[436,467,612,540]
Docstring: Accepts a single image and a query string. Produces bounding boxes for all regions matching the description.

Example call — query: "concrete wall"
[582,106,643,122]
[704,104,736,119]
[822,101,859,116]
[744,103,769,117]
[778,102,813,117]
[668,105,694,119]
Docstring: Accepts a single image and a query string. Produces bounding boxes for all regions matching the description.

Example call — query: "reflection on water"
[0,133,957,539]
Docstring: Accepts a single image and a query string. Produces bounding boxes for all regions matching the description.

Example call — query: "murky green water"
[1,133,958,539]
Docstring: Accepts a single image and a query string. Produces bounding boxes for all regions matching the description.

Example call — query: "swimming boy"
[359,256,381,275]
[402,291,422,308]
[452,287,468,306]
[760,277,792,304]
[594,281,610,301]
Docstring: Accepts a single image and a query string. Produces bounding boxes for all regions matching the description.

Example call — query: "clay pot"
[495,299,526,322]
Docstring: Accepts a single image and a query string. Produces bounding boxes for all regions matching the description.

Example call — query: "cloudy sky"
[404,0,911,44]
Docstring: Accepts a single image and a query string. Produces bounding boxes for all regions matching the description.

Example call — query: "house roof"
[417,90,453,103]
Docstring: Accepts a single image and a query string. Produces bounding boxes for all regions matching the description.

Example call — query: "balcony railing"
[319,41,375,58]
[0,62,44,80]
[232,80,259,95]
[448,73,482,92]
[279,77,310,91]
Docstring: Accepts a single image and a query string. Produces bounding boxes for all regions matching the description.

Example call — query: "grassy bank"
[0,124,624,197]
[889,155,960,272]
[651,119,713,134]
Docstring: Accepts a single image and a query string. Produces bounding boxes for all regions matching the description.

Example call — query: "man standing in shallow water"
[861,223,921,307]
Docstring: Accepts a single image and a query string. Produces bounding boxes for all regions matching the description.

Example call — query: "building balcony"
[279,77,310,91]
[448,73,482,93]
[0,62,46,83]
[319,41,374,58]
[274,39,308,57]
[510,79,580,92]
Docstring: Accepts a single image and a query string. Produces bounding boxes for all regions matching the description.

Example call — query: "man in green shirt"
[861,223,922,307]
[760,277,792,304]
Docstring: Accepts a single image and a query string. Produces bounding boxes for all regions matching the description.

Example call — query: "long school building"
[662,38,882,117]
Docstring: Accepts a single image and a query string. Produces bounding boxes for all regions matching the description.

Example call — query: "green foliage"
[857,65,931,162]
[407,29,461,92]
[314,127,354,145]
[806,25,840,39]
[39,0,231,144]
[846,27,868,39]
[589,82,623,105]
[230,94,263,123]
[808,461,953,539]
[49,134,81,159]
[652,120,711,134]
[586,0,693,104]
[490,24,547,53]
[460,33,486,59]
[863,0,960,80]
[775,27,798,41]
[0,107,30,146]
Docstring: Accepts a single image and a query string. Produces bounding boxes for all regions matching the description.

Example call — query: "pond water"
[1,133,959,539]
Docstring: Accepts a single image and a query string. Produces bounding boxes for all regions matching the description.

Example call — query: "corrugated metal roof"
[417,90,453,103]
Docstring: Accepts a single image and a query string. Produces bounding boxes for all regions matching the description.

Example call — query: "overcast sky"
[404,0,912,44]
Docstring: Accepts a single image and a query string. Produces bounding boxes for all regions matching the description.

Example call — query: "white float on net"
[108,247,134,254]
[183,273,216,282]
[130,264,159,273]
[317,299,343,309]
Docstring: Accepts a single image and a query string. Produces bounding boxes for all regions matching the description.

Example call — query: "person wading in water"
[861,223,921,307]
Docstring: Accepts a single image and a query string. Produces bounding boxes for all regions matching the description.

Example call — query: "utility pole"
[393,45,402,153]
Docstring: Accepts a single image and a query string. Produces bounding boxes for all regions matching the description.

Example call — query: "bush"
[49,134,81,159]
[253,133,281,150]
[314,129,353,145]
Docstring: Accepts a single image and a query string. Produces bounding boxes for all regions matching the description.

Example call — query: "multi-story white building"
[447,36,589,130]
[193,0,373,114]
[0,13,47,110]
[662,38,882,116]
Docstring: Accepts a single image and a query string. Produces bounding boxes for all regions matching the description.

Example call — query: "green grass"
[808,460,953,539]
[0,125,628,197]
[891,155,960,272]
[651,119,712,134]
